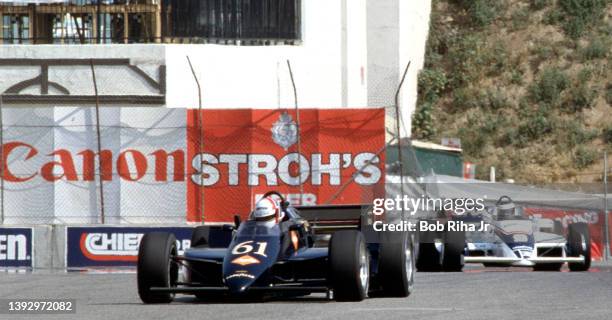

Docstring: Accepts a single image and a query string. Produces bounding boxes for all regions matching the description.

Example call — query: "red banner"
[186,108,386,223]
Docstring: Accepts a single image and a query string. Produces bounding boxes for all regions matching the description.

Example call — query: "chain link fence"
[0,57,414,226]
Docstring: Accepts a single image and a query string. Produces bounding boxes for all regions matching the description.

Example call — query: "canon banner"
[187,109,386,222]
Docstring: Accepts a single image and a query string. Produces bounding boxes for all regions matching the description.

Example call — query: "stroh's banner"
[0,107,386,224]
[187,108,386,222]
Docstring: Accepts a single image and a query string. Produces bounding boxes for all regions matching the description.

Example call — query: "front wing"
[464,241,585,267]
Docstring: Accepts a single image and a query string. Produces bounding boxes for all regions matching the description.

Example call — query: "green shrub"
[603,126,612,144]
[509,68,524,86]
[574,146,597,169]
[543,8,564,25]
[529,43,563,70]
[412,102,436,140]
[564,85,597,112]
[577,67,594,83]
[529,67,570,107]
[518,113,553,141]
[559,121,599,147]
[447,34,487,87]
[558,0,608,38]
[581,37,610,60]
[418,69,448,102]
[458,126,487,157]
[479,113,508,135]
[483,89,510,110]
[451,87,480,111]
[485,42,509,76]
[451,0,503,28]
[531,0,551,10]
[454,88,509,111]
[511,7,530,30]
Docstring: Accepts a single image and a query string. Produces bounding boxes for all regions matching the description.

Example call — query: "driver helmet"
[497,196,517,219]
[252,196,285,223]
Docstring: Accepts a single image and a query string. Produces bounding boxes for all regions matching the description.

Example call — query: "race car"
[461,196,591,271]
[137,191,415,303]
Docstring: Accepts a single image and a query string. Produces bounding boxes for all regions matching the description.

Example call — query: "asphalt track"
[1,264,611,320]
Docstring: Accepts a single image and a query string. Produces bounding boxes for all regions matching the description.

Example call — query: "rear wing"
[295,204,372,234]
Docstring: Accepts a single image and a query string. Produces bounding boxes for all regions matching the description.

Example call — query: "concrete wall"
[367,0,432,137]
[0,45,165,108]
[164,0,367,110]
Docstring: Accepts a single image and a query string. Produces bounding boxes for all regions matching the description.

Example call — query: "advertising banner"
[1,107,385,224]
[66,227,192,268]
[186,108,386,222]
[0,228,33,268]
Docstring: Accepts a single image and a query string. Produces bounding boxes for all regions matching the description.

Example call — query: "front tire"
[329,230,369,301]
[567,222,591,272]
[378,231,415,297]
[137,232,178,304]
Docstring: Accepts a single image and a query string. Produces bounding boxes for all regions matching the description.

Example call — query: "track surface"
[1,265,611,320]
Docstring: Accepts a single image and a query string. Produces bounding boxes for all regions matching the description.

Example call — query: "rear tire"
[442,229,465,272]
[137,232,178,304]
[378,231,415,297]
[416,242,442,272]
[567,222,591,272]
[329,230,369,301]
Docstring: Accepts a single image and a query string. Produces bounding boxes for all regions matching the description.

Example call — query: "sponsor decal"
[225,272,256,280]
[0,228,33,268]
[231,255,260,266]
[0,142,185,183]
[67,227,192,267]
[272,112,298,150]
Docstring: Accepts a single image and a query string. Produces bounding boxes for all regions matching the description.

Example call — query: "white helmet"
[252,196,284,223]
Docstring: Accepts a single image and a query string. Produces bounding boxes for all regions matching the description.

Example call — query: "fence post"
[604,151,609,261]
[394,61,411,220]
[187,56,204,223]
[0,94,4,225]
[286,60,303,198]
[90,60,105,224]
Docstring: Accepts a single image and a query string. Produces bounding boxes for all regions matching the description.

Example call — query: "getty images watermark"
[370,195,491,232]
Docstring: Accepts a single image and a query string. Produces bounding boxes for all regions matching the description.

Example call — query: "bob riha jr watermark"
[370,195,490,232]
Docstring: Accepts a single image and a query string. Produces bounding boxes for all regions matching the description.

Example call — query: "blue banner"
[66,227,193,268]
[0,228,33,268]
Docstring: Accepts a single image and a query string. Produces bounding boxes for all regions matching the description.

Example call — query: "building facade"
[0,0,431,136]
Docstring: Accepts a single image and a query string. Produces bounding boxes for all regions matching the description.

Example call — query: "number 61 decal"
[232,241,268,257]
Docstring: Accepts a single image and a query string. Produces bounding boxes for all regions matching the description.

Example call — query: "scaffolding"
[0,0,302,45]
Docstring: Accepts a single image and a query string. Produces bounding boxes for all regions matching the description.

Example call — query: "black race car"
[137,191,415,302]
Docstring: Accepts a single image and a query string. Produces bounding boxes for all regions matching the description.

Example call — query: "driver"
[496,196,520,220]
[251,196,285,225]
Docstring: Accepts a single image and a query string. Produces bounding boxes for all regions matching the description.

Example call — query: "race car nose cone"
[225,273,256,294]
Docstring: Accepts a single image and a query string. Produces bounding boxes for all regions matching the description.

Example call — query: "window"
[2,15,30,44]
[163,0,301,44]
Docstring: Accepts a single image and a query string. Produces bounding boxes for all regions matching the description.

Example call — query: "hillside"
[413,0,612,184]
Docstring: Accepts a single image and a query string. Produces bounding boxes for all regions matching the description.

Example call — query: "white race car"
[462,196,591,271]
